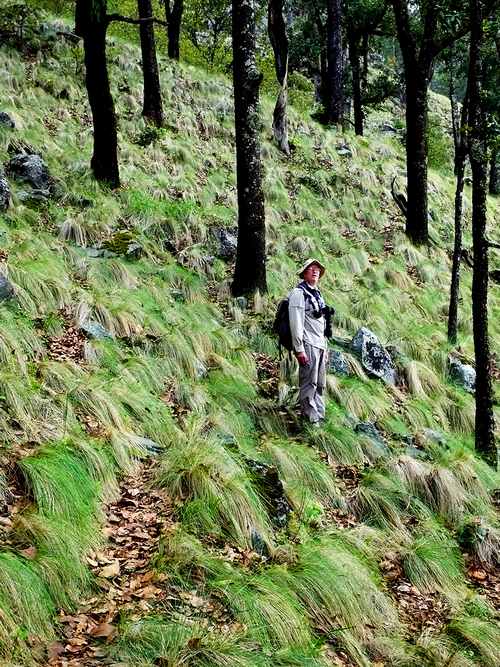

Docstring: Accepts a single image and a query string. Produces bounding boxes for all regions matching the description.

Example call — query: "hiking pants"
[299,343,327,423]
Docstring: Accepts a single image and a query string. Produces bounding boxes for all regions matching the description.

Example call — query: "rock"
[380,122,398,133]
[80,320,113,340]
[194,359,208,379]
[421,428,446,446]
[246,459,291,529]
[102,231,143,259]
[234,296,248,310]
[17,188,50,205]
[0,172,10,211]
[134,437,163,454]
[328,349,350,376]
[213,227,237,260]
[0,112,15,129]
[336,143,353,157]
[448,355,476,394]
[125,241,143,260]
[250,529,268,556]
[351,327,397,385]
[7,153,51,190]
[355,421,386,446]
[0,275,15,301]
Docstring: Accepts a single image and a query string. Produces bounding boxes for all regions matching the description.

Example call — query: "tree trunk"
[448,154,466,343]
[448,76,469,344]
[349,34,363,135]
[138,0,163,127]
[489,146,500,194]
[268,0,289,154]
[231,0,267,296]
[361,33,369,92]
[325,0,343,125]
[76,0,120,188]
[404,70,429,244]
[468,0,496,465]
[165,0,183,60]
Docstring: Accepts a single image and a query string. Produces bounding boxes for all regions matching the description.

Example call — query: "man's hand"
[295,351,309,366]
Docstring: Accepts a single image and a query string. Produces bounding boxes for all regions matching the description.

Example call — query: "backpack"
[273,286,334,357]
[273,298,293,356]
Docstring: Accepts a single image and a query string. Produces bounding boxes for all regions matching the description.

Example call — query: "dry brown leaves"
[466,557,500,611]
[380,551,450,636]
[160,380,189,422]
[47,324,85,363]
[47,462,174,667]
[254,352,280,399]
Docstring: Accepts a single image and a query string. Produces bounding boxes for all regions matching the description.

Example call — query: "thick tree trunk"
[138,0,163,127]
[489,146,500,194]
[469,0,496,466]
[349,35,363,135]
[231,0,267,296]
[165,0,183,60]
[404,71,429,244]
[268,0,289,154]
[325,0,343,124]
[76,0,120,188]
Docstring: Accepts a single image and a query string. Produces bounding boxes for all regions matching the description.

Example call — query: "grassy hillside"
[0,19,499,667]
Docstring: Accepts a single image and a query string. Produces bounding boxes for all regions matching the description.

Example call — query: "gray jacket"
[288,287,327,353]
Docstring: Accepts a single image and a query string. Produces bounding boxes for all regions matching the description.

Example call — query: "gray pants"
[299,343,327,423]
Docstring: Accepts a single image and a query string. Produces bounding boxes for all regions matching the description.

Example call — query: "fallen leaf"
[47,641,65,659]
[100,561,120,578]
[20,546,37,560]
[90,622,117,639]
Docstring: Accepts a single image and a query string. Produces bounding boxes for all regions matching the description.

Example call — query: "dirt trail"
[47,461,173,666]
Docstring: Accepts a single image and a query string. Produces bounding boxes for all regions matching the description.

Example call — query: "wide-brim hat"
[297,258,326,278]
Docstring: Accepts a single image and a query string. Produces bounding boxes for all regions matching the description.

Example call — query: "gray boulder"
[80,320,113,340]
[355,421,386,446]
[351,327,397,385]
[213,227,237,260]
[0,275,15,301]
[0,112,15,129]
[448,356,476,394]
[17,188,50,205]
[328,349,350,376]
[380,122,398,133]
[7,153,51,190]
[336,144,353,158]
[0,172,10,211]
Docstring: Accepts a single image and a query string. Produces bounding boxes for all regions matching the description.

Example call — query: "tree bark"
[489,146,500,194]
[404,70,429,244]
[138,0,163,127]
[468,0,496,465]
[325,0,343,125]
[75,0,119,188]
[268,0,290,154]
[165,0,183,60]
[361,33,369,92]
[447,84,469,344]
[231,0,267,296]
[349,34,363,135]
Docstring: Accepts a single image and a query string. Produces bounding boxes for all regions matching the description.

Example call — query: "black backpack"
[273,298,293,356]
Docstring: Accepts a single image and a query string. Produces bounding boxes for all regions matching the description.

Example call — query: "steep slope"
[0,22,499,667]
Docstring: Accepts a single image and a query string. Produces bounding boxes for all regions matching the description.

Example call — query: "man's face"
[303,263,321,286]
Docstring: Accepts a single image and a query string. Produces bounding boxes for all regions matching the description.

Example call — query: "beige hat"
[297,258,326,278]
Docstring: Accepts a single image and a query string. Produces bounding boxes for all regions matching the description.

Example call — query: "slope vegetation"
[0,21,499,667]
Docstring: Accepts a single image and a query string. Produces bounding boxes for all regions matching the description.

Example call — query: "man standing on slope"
[289,259,329,426]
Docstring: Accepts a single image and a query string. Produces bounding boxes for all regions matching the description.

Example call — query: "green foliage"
[427,113,453,172]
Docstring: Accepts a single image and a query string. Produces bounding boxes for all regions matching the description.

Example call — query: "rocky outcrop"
[246,459,291,529]
[0,171,10,211]
[0,112,15,129]
[328,349,350,376]
[352,327,397,385]
[213,227,237,260]
[448,356,476,394]
[0,275,15,301]
[7,153,51,190]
